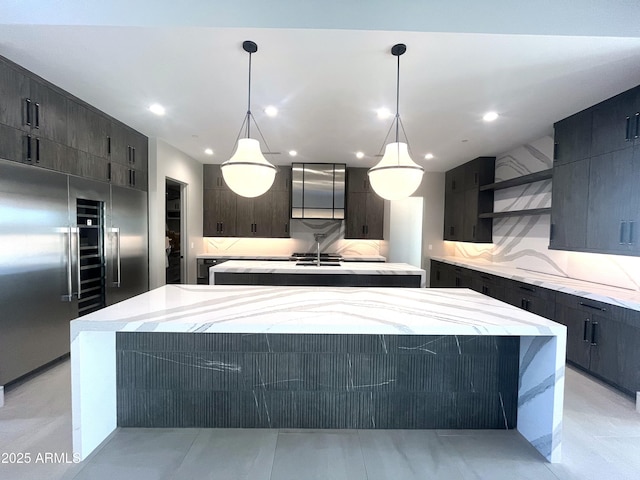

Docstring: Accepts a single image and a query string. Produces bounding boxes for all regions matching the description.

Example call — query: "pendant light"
[368,43,424,201]
[220,40,277,198]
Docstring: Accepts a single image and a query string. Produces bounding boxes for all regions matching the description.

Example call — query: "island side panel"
[71,330,117,460]
[517,335,566,463]
[116,333,519,430]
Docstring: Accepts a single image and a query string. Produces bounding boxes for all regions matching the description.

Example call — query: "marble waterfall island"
[209,260,427,287]
[71,285,566,463]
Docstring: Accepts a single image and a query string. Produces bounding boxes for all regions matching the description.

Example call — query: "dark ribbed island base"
[116,333,519,430]
[212,272,422,287]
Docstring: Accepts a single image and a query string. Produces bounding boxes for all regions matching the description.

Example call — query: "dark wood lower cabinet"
[431,260,640,396]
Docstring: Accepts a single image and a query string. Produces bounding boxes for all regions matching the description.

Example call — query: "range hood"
[291,163,345,219]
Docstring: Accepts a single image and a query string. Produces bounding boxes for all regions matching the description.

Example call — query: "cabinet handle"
[519,285,535,293]
[25,98,32,126]
[579,302,606,312]
[625,116,631,141]
[521,298,526,309]
[284,223,288,234]
[25,135,32,161]
[220,222,224,233]
[553,142,558,160]
[107,136,111,155]
[365,225,369,235]
[635,113,640,139]
[583,319,590,342]
[590,321,598,346]
[132,170,136,186]
[629,221,635,245]
[619,221,626,245]
[34,102,40,129]
[131,147,136,165]
[35,138,40,163]
[472,224,476,239]
[362,225,365,235]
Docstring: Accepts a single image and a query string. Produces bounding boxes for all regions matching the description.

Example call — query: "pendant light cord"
[246,50,252,139]
[395,52,400,144]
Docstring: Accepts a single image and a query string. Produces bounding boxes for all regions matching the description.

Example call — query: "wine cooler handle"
[114,227,121,287]
[76,227,82,300]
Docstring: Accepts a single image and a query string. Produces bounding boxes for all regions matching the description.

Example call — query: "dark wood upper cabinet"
[345,168,384,240]
[590,89,638,157]
[0,59,29,130]
[549,158,589,251]
[443,157,494,242]
[202,165,290,238]
[552,84,640,256]
[586,150,635,253]
[1,54,148,190]
[553,109,592,166]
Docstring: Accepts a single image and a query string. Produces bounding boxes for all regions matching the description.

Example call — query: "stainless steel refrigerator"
[0,159,148,385]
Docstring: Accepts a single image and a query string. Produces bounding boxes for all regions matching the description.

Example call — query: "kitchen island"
[209,260,427,287]
[71,285,566,463]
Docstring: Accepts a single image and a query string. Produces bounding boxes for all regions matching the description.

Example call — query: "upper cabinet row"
[551,84,640,256]
[202,166,385,240]
[0,55,147,191]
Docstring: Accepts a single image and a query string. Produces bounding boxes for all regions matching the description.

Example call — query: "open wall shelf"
[479,169,552,192]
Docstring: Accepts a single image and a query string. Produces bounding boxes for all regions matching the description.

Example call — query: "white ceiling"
[2,2,640,172]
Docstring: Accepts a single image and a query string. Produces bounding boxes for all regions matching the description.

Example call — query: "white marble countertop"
[70,285,565,338]
[210,260,422,275]
[197,254,387,261]
[430,255,640,311]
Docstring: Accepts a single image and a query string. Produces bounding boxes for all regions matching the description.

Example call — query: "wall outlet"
[191,242,194,249]
[428,244,433,250]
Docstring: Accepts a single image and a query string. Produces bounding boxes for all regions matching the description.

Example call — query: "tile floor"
[0,359,639,479]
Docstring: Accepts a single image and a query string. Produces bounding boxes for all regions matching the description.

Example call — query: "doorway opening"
[165,179,184,284]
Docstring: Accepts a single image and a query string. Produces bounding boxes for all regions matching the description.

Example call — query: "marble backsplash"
[203,219,387,258]
[448,135,640,292]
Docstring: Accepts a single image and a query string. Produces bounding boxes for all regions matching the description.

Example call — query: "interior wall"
[449,135,640,291]
[148,138,203,288]
[417,171,446,278]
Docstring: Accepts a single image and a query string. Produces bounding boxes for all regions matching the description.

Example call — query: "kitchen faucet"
[313,233,326,266]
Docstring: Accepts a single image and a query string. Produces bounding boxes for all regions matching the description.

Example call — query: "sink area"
[295,261,342,267]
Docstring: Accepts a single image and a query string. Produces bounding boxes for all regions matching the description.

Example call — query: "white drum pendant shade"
[368,142,424,200]
[221,138,277,198]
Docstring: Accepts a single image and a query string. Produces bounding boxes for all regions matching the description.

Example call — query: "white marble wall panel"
[204,219,386,258]
[450,135,640,292]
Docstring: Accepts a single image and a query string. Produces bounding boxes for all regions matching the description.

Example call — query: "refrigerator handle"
[76,227,82,300]
[114,227,121,287]
[62,226,74,302]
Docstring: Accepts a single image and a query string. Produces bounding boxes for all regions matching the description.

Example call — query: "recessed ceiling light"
[204,148,214,155]
[424,153,434,160]
[289,150,297,157]
[376,107,392,120]
[149,103,165,116]
[355,151,365,159]
[264,106,278,117]
[483,111,499,122]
